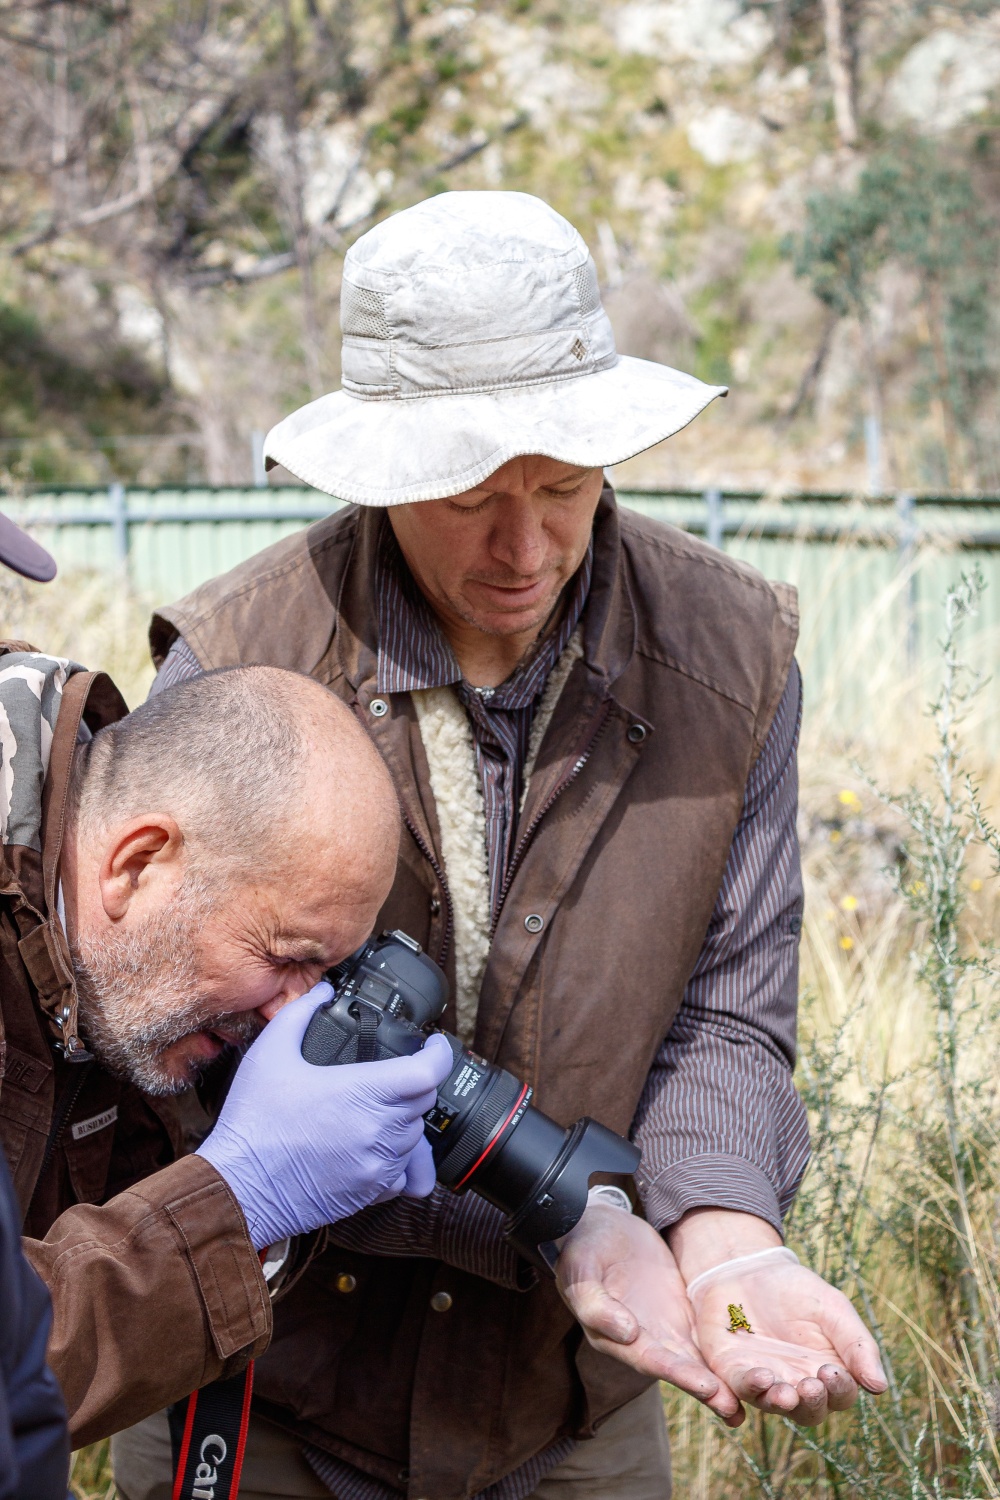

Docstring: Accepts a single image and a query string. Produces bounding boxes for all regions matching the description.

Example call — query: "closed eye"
[446,495,491,514]
[541,480,588,498]
[266,947,331,970]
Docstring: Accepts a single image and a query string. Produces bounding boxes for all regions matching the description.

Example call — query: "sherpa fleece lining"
[412,627,584,1043]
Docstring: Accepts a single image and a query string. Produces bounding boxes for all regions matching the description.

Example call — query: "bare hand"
[690,1258,888,1426]
[556,1206,743,1424]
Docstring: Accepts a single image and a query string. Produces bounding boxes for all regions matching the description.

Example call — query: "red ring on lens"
[452,1083,530,1190]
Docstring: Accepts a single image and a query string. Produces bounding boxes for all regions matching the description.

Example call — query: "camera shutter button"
[430,1290,453,1312]
[524,913,544,934]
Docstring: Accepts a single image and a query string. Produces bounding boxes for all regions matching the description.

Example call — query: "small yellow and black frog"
[727,1303,753,1334]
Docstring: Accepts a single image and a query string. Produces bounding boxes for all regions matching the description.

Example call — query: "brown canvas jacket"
[0,654,271,1448]
[151,489,799,1500]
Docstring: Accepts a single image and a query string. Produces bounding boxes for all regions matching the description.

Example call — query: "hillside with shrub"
[2,0,999,493]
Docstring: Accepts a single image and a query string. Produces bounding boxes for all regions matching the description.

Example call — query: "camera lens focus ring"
[434,1069,525,1189]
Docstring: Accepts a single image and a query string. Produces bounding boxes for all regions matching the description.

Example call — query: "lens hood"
[501,1118,640,1271]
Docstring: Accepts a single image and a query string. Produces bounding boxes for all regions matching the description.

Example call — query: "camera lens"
[431,1064,528,1190]
[302,930,640,1267]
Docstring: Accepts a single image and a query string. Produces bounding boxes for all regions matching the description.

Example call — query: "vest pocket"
[64,1124,115,1205]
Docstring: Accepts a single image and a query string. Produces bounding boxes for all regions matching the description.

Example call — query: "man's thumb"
[258,982,336,1056]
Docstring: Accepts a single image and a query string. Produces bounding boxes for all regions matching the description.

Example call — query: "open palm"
[556,1206,742,1424]
[691,1260,887,1426]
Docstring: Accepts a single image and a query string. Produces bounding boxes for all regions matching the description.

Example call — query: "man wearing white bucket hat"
[119,191,887,1500]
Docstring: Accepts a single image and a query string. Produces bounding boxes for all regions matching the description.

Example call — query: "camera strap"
[354,1003,381,1063]
[168,1363,254,1500]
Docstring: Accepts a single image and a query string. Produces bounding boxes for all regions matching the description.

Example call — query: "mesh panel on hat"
[341,281,391,339]
[573,261,602,317]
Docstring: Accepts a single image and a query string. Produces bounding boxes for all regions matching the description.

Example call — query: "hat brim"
[263,357,727,506]
[0,511,57,582]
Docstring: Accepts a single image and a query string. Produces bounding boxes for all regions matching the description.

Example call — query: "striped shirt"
[375,522,593,917]
[151,519,809,1500]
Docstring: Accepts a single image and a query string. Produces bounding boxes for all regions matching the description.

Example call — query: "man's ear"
[98,815,185,921]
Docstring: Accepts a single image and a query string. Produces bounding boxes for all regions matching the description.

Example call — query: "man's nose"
[490,496,547,574]
[257,968,325,1022]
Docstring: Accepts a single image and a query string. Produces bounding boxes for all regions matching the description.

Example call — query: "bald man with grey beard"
[0,653,451,1452]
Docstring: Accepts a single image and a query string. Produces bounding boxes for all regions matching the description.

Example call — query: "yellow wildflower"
[839,935,854,951]
[840,895,859,912]
[838,790,861,808]
[971,878,984,892]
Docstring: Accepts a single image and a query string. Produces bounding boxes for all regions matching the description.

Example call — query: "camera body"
[302,930,640,1268]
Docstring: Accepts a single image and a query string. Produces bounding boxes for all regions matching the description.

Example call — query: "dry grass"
[7,565,1000,1499]
[0,567,155,708]
[69,1441,114,1500]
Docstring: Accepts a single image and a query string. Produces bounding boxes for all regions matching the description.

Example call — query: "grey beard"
[70,874,264,1096]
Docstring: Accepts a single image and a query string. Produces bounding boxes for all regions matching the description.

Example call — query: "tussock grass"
[7,565,1000,1498]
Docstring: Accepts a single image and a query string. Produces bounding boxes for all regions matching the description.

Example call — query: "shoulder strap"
[41,671,92,921]
[28,670,128,1059]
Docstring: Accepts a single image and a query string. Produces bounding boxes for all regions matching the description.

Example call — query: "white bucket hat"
[264,191,726,506]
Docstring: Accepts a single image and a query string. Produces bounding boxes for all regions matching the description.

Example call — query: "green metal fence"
[3,484,999,742]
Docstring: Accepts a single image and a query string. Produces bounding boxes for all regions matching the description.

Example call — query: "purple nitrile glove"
[197,982,452,1250]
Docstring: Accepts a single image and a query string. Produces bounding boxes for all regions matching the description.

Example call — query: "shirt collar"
[375,517,593,706]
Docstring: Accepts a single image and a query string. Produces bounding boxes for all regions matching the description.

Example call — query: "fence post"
[705,487,724,550]
[864,413,883,495]
[251,431,267,489]
[895,490,918,673]
[109,482,128,577]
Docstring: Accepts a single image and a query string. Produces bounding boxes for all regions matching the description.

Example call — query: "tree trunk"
[49,2,70,221]
[857,311,894,487]
[282,0,325,399]
[821,0,859,149]
[925,277,963,490]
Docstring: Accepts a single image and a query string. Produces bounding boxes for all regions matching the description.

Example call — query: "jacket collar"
[580,484,636,693]
[333,508,380,693]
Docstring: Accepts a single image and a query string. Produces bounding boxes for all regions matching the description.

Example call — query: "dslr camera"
[302,930,639,1269]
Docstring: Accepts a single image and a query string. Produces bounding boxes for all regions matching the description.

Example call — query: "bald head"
[71,664,400,883]
[63,666,401,1096]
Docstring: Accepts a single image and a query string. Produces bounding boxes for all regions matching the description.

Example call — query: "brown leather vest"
[0,661,184,1239]
[151,491,798,1500]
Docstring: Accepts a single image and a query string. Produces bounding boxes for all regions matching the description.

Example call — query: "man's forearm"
[24,1155,270,1447]
[327,1184,532,1290]
[634,663,809,1237]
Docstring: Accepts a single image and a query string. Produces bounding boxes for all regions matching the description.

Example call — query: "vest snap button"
[627,723,647,743]
[335,1272,357,1294]
[370,698,389,718]
[429,896,441,916]
[524,913,544,934]
[430,1290,453,1312]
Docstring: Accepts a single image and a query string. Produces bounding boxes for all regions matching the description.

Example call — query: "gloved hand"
[197,982,453,1249]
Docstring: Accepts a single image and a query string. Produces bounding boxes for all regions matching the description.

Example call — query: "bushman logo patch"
[71,1105,118,1141]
